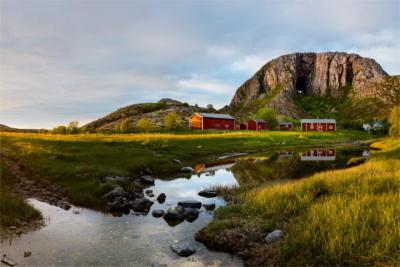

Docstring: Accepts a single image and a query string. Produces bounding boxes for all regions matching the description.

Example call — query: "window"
[329,125,333,129]
[310,124,314,129]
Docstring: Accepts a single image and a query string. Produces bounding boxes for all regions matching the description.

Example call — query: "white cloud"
[176,74,234,94]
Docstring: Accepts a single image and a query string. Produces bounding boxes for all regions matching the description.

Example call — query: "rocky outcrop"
[229,52,394,118]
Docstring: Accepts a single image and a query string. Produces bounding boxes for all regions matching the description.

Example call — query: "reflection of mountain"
[230,148,366,187]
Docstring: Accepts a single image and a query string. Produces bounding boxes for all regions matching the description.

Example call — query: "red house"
[279,122,293,130]
[189,113,235,130]
[247,119,266,131]
[301,119,336,132]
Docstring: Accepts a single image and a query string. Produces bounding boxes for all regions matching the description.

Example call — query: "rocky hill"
[82,99,211,132]
[227,52,399,122]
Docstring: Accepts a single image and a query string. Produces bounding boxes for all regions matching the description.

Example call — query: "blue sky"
[1,0,399,129]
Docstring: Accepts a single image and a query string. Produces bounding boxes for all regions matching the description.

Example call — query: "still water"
[1,146,368,266]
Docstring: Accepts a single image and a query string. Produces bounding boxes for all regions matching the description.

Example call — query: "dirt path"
[1,146,70,209]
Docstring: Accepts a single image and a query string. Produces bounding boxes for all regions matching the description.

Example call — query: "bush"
[136,118,155,132]
[67,121,80,134]
[52,125,67,134]
[255,108,278,129]
[389,106,400,137]
[163,112,182,130]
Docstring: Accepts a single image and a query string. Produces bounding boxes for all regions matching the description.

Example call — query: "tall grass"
[204,138,400,265]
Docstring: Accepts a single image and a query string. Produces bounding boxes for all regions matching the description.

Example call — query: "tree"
[52,125,67,134]
[119,114,129,133]
[207,104,214,110]
[67,121,79,134]
[164,112,182,130]
[136,117,155,132]
[255,108,278,129]
[389,106,400,137]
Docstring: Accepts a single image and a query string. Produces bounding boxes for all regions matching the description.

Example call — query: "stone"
[203,203,216,211]
[59,202,71,210]
[183,208,199,222]
[142,168,153,175]
[170,241,196,257]
[152,209,165,218]
[110,198,130,213]
[156,193,166,203]
[100,175,126,183]
[265,229,284,243]
[163,206,186,226]
[198,189,218,198]
[103,186,127,200]
[180,167,194,173]
[173,159,182,164]
[130,198,154,212]
[139,175,155,185]
[178,200,202,209]
[72,209,80,214]
[24,251,32,258]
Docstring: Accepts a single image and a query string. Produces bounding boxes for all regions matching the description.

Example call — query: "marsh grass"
[204,138,400,265]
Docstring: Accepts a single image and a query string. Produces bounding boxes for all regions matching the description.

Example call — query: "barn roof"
[195,113,235,120]
[249,118,266,123]
[301,119,336,123]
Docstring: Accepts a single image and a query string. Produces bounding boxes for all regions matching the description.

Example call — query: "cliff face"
[229,52,393,118]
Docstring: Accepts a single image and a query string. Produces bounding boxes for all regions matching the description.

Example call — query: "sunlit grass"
[203,138,400,265]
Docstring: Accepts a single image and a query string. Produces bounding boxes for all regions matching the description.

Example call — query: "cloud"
[177,74,234,94]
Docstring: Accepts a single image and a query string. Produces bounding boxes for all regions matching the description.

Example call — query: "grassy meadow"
[0,130,369,209]
[197,138,400,265]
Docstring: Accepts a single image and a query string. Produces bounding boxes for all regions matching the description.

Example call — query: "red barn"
[189,113,235,130]
[239,122,248,130]
[279,122,293,130]
[301,119,336,132]
[247,119,266,131]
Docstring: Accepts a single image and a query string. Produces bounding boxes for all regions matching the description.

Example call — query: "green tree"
[67,121,79,134]
[136,117,155,132]
[52,125,67,134]
[389,106,400,137]
[163,112,182,130]
[255,108,278,129]
[119,114,129,133]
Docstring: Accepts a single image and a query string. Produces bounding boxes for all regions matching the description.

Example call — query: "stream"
[1,146,369,266]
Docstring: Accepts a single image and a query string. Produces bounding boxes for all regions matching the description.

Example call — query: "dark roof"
[195,113,235,120]
[249,118,266,123]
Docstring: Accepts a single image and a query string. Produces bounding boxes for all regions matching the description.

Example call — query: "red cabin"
[239,122,248,130]
[247,119,266,131]
[189,113,235,130]
[279,122,293,130]
[301,119,336,132]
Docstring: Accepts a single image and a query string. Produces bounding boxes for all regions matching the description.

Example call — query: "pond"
[1,146,368,266]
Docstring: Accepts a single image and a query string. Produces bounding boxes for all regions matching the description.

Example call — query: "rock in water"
[180,167,194,173]
[183,208,199,222]
[110,197,130,213]
[145,189,154,197]
[152,209,165,218]
[265,229,284,243]
[156,193,166,203]
[163,206,186,226]
[130,198,154,212]
[170,241,196,257]
[173,159,182,164]
[203,203,216,211]
[177,200,202,209]
[139,175,155,185]
[103,186,127,200]
[24,251,32,258]
[198,189,217,198]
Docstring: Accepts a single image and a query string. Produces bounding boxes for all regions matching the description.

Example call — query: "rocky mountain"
[82,99,211,132]
[227,52,399,121]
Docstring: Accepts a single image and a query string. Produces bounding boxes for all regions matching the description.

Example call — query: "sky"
[1,0,399,129]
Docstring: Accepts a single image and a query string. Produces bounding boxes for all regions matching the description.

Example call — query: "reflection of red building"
[301,148,336,161]
[301,119,336,131]
[189,113,235,130]
[194,160,236,173]
[248,119,266,131]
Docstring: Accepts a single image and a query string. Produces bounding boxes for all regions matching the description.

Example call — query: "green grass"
[0,159,42,229]
[199,138,400,265]
[0,130,370,209]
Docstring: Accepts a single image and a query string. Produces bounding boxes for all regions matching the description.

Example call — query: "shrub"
[52,125,67,134]
[163,112,182,130]
[67,121,80,134]
[389,106,400,137]
[255,108,278,129]
[136,118,155,132]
